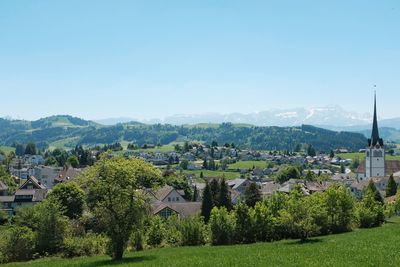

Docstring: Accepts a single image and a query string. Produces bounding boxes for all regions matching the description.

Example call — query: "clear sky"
[0,0,399,120]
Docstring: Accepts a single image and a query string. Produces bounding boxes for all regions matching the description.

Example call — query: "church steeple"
[369,92,383,147]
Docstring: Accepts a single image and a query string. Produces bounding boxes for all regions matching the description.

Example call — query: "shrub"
[165,216,183,247]
[251,201,276,242]
[0,226,35,263]
[130,230,145,251]
[234,202,255,244]
[209,207,236,245]
[63,233,107,258]
[180,216,207,246]
[147,216,166,247]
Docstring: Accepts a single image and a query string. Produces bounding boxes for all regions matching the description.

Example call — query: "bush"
[180,216,207,246]
[356,192,385,228]
[252,201,275,242]
[63,233,107,258]
[164,216,183,247]
[130,230,145,251]
[209,207,236,245]
[0,226,35,263]
[147,216,166,247]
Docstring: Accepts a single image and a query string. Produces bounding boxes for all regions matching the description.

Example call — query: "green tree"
[329,150,335,158]
[67,155,80,168]
[365,180,384,204]
[192,185,198,202]
[36,200,68,255]
[356,190,385,228]
[209,207,236,245]
[218,178,232,211]
[82,156,163,260]
[385,174,397,197]
[234,202,254,244]
[24,142,37,155]
[0,226,36,263]
[307,144,316,157]
[244,183,262,208]
[47,182,85,219]
[323,184,355,233]
[210,179,220,207]
[201,182,213,223]
[251,200,275,242]
[276,166,301,184]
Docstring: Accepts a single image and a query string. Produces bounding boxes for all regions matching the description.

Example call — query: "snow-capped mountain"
[96,106,376,127]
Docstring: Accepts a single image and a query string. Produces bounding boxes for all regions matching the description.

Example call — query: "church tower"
[365,93,385,179]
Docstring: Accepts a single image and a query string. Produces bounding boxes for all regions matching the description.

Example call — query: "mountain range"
[95,106,400,130]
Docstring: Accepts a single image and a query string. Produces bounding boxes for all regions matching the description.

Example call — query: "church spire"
[370,92,383,147]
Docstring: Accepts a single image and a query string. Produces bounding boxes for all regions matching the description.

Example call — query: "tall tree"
[24,142,37,155]
[386,174,397,197]
[201,182,213,223]
[210,179,220,207]
[365,180,384,204]
[192,185,198,202]
[47,182,85,219]
[82,156,163,260]
[219,178,232,211]
[244,182,262,208]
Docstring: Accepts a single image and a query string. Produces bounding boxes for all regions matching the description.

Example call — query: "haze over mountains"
[95,106,400,130]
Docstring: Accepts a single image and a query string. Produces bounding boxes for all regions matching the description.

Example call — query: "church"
[356,94,400,180]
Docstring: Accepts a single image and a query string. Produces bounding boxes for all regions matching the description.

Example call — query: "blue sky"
[0,0,399,120]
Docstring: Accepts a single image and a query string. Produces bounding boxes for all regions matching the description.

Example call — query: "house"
[0,181,8,196]
[34,165,63,189]
[151,185,187,204]
[152,202,202,219]
[11,176,48,212]
[24,155,45,165]
[0,195,15,216]
[54,167,82,185]
[10,167,34,180]
[228,179,253,196]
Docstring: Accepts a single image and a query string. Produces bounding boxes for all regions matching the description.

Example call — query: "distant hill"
[0,116,367,152]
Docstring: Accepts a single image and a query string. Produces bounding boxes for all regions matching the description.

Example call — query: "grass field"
[337,152,400,162]
[0,146,15,154]
[228,160,267,170]
[183,170,240,181]
[5,217,400,267]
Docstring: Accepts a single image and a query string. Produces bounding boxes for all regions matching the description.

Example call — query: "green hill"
[5,217,400,267]
[0,116,367,152]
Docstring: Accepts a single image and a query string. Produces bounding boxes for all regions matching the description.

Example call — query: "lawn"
[6,218,400,267]
[228,160,267,170]
[337,152,400,162]
[183,170,240,181]
[0,146,15,155]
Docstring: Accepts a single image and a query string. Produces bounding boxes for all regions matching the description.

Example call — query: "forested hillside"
[0,116,367,151]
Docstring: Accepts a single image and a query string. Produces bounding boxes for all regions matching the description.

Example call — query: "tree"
[0,226,35,263]
[210,179,220,207]
[35,200,68,255]
[386,174,397,197]
[276,166,301,184]
[209,207,236,245]
[307,144,316,157]
[82,156,163,260]
[305,169,315,181]
[47,182,85,219]
[201,182,213,223]
[365,180,384,204]
[329,150,335,158]
[340,164,346,174]
[356,190,385,228]
[323,184,355,233]
[234,202,255,243]
[67,155,80,168]
[24,142,37,155]
[15,144,25,156]
[219,178,232,211]
[192,185,198,202]
[244,183,262,208]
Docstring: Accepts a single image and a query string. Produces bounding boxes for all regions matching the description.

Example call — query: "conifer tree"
[201,182,213,223]
[219,178,232,211]
[386,174,397,197]
[244,182,262,208]
[210,179,220,207]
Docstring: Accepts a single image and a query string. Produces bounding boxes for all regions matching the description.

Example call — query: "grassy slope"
[337,152,400,162]
[6,218,400,267]
[228,160,267,170]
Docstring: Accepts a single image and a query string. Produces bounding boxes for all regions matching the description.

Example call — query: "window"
[168,197,171,202]
[176,197,180,202]
[159,208,174,219]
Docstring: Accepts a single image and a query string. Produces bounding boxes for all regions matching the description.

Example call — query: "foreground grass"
[5,217,400,267]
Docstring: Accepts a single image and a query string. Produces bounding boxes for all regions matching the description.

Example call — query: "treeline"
[1,116,367,152]
[1,156,399,264]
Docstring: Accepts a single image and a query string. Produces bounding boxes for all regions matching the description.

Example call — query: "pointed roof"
[368,93,384,147]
